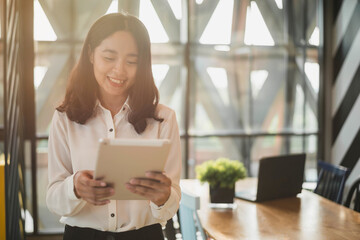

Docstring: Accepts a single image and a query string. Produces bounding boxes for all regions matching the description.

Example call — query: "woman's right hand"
[73,170,114,205]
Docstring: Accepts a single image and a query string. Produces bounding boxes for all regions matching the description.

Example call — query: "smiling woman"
[57,13,162,134]
[46,13,181,240]
[90,31,138,115]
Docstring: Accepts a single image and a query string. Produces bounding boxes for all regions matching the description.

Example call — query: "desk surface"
[180,179,360,240]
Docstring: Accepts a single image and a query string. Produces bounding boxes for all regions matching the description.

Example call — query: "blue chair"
[314,161,350,204]
[179,190,207,240]
[344,176,360,212]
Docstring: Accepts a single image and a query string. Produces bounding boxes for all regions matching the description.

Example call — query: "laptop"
[235,153,306,202]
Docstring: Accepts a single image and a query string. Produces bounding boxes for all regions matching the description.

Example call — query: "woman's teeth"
[109,77,126,84]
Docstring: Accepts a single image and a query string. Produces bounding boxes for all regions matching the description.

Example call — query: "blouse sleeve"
[46,111,86,216]
[149,109,182,223]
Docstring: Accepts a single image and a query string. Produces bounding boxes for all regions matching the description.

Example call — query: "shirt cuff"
[66,173,81,201]
[150,188,179,220]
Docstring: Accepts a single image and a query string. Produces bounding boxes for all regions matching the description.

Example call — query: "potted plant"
[196,158,247,203]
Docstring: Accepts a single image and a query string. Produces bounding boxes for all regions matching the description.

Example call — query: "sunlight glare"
[34,0,57,41]
[168,0,182,20]
[309,27,319,46]
[34,66,48,89]
[244,2,275,46]
[152,64,170,87]
[275,0,283,9]
[305,62,319,93]
[139,0,169,43]
[105,0,118,14]
[207,67,228,89]
[199,0,234,44]
[251,70,268,98]
[214,45,230,51]
[207,67,229,105]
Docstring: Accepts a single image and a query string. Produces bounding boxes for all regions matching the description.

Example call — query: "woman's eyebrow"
[127,53,138,57]
[102,49,117,54]
[102,49,138,57]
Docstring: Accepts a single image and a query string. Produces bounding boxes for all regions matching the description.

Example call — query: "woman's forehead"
[97,31,138,54]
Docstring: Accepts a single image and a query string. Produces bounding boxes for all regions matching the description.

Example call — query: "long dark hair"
[57,13,162,134]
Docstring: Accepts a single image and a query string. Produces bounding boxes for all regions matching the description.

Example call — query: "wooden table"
[180,179,360,240]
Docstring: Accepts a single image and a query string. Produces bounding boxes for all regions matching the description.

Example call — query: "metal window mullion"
[184,0,190,178]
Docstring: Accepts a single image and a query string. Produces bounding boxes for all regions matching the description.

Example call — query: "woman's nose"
[113,59,126,73]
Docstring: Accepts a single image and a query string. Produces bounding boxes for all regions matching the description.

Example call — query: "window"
[30,0,320,233]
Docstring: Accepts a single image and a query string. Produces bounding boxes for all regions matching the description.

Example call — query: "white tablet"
[93,138,171,200]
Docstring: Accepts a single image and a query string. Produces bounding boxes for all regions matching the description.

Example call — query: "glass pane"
[291,0,305,46]
[290,136,304,154]
[251,53,288,132]
[189,47,246,133]
[189,137,246,179]
[152,45,186,131]
[292,84,305,131]
[35,43,75,135]
[290,135,317,182]
[305,135,317,182]
[245,1,275,46]
[305,49,319,132]
[189,0,232,44]
[250,136,286,177]
[307,0,319,46]
[36,140,63,233]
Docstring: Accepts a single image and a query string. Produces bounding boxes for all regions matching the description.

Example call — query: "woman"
[46,12,181,240]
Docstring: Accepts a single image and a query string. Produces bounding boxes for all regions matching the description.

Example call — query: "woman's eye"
[127,61,138,65]
[104,57,115,61]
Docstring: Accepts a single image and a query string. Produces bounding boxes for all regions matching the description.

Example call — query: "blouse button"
[111,213,115,218]
[122,107,125,111]
[109,128,113,132]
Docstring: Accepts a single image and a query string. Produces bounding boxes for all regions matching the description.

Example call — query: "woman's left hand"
[125,171,171,206]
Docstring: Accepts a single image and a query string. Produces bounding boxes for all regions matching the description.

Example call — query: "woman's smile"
[107,76,128,86]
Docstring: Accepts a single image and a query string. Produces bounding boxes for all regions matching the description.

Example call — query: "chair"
[179,190,207,240]
[314,161,350,204]
[344,176,360,212]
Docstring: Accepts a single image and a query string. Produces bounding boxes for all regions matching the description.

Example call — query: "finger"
[79,188,113,202]
[93,187,115,199]
[145,172,171,185]
[76,181,112,198]
[125,183,155,196]
[129,178,162,189]
[81,170,94,178]
[80,184,114,197]
[76,171,107,187]
[81,177,107,187]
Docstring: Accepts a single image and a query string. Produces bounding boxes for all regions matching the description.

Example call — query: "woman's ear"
[88,45,94,64]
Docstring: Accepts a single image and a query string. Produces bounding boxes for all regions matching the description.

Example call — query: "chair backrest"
[179,190,206,240]
[314,161,350,204]
[344,177,360,212]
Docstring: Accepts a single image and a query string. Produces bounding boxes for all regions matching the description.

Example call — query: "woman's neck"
[99,94,128,117]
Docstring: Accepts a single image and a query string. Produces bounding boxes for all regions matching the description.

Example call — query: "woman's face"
[91,31,138,101]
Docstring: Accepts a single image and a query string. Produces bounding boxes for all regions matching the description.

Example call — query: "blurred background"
[30,0,319,233]
[1,0,322,237]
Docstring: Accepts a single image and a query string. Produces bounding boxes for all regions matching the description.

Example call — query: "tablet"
[94,138,171,200]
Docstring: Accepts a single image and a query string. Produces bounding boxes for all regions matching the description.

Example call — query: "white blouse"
[46,101,182,232]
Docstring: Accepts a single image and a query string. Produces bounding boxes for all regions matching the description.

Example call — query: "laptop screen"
[256,154,306,201]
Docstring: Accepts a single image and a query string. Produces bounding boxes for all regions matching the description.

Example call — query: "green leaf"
[195,158,247,188]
